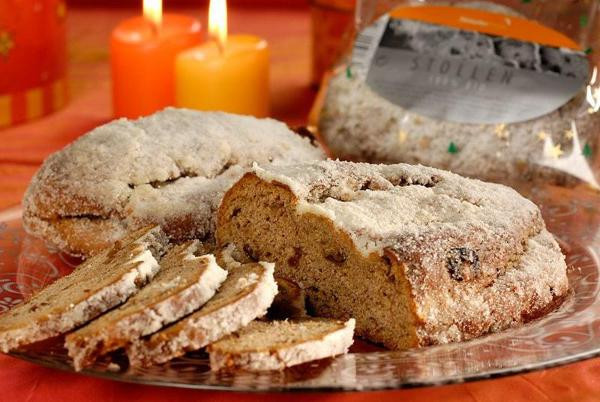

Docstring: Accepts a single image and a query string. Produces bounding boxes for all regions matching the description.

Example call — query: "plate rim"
[8,347,600,393]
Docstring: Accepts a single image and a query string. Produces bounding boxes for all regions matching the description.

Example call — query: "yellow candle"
[175,0,269,117]
[175,35,269,117]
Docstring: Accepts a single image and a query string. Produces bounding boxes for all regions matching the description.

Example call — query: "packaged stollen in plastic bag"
[316,0,600,189]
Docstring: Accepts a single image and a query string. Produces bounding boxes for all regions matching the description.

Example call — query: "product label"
[351,6,589,124]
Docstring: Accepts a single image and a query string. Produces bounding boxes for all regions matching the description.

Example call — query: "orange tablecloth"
[1,5,600,402]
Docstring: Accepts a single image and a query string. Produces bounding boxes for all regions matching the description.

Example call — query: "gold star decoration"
[537,131,548,141]
[564,129,574,140]
[548,143,564,159]
[398,130,408,144]
[0,31,14,58]
[57,2,67,19]
[494,123,509,140]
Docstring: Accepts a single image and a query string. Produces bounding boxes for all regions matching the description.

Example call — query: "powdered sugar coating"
[250,160,568,345]
[416,229,568,344]
[23,108,326,256]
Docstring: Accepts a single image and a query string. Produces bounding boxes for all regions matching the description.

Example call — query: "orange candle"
[111,1,202,119]
[175,0,269,117]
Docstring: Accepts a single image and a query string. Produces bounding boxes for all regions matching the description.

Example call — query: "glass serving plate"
[1,183,600,392]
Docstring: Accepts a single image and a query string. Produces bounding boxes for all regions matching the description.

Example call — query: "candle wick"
[150,21,159,36]
[212,36,225,55]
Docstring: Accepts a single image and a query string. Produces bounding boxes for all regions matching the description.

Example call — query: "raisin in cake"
[23,108,326,257]
[216,160,568,349]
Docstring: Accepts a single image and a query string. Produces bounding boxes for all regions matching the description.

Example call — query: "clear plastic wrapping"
[316,0,600,189]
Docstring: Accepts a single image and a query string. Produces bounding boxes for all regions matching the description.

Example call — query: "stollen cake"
[65,241,228,371]
[23,108,326,257]
[127,261,278,367]
[216,160,569,349]
[318,65,599,187]
[0,225,168,353]
[208,318,355,371]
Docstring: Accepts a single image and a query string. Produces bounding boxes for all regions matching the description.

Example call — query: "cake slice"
[208,318,355,371]
[127,261,278,367]
[0,225,168,353]
[216,160,569,349]
[65,241,228,371]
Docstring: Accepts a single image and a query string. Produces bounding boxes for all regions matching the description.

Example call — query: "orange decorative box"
[0,0,68,128]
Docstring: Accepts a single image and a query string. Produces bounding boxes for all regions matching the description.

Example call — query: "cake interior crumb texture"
[208,318,355,371]
[218,172,418,349]
[210,319,352,353]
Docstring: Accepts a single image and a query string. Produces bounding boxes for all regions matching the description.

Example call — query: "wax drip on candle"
[209,0,228,53]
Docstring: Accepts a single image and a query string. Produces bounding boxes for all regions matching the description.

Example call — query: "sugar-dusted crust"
[0,226,168,353]
[318,70,600,186]
[23,108,326,257]
[208,318,355,371]
[250,160,543,273]
[216,160,569,348]
[65,242,228,371]
[127,262,278,367]
[413,229,568,345]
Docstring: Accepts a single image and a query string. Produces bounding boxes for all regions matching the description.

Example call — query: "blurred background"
[0,0,355,128]
[0,0,354,209]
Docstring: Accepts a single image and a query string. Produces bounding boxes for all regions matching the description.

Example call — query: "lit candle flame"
[209,0,228,49]
[143,0,162,27]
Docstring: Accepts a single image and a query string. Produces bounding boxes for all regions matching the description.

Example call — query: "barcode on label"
[351,15,389,75]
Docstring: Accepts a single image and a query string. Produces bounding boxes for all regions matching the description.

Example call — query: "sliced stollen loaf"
[127,261,278,367]
[65,241,228,371]
[23,108,327,257]
[216,160,569,349]
[0,226,168,353]
[208,318,355,371]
